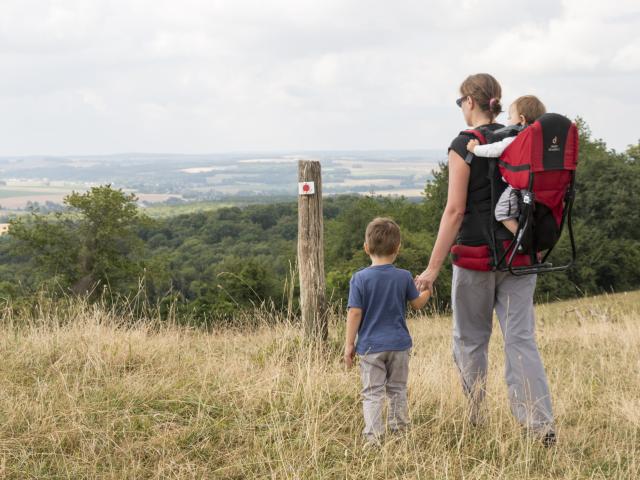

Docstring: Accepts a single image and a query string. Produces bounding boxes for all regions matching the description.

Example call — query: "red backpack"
[451,113,578,275]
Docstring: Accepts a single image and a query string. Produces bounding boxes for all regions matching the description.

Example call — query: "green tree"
[625,139,640,162]
[9,185,147,296]
[8,211,79,290]
[573,119,640,240]
[421,162,449,234]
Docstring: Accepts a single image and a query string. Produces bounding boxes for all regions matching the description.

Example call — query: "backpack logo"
[548,136,561,152]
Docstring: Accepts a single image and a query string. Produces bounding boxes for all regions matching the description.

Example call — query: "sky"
[0,0,638,156]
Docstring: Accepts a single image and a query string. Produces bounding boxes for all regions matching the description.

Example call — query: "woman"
[415,73,555,445]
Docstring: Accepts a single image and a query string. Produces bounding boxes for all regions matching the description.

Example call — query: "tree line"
[0,120,638,322]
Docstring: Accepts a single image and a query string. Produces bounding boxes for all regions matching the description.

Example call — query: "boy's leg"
[360,351,388,441]
[385,349,410,432]
[494,272,554,433]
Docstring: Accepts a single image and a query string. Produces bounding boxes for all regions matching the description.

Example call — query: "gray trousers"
[359,349,410,440]
[495,185,520,222]
[452,265,554,431]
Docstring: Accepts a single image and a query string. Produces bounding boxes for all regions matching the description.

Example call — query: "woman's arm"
[415,149,470,291]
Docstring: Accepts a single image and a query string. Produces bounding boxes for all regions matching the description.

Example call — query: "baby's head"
[508,95,546,126]
[364,217,401,258]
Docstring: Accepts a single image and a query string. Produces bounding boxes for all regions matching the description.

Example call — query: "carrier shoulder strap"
[462,128,487,143]
[491,124,522,142]
[460,129,487,165]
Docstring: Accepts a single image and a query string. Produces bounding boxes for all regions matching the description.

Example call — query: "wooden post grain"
[297,160,327,341]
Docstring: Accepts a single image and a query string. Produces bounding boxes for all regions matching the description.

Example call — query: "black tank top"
[448,123,511,246]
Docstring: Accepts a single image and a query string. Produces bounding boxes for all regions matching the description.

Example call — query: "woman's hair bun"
[489,97,502,115]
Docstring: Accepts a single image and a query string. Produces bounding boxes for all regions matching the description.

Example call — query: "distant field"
[0,193,68,209]
[0,183,77,211]
[0,291,638,478]
[0,151,442,215]
[0,183,186,216]
[0,189,50,199]
[142,201,235,218]
[0,186,69,197]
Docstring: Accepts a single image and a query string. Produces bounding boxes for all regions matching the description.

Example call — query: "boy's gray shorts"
[495,185,520,222]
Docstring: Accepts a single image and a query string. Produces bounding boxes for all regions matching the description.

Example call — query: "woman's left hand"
[415,268,438,293]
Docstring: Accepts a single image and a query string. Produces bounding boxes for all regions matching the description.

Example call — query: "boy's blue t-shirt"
[347,264,420,355]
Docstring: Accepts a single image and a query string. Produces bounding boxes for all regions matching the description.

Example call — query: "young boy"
[343,217,431,445]
[466,95,547,235]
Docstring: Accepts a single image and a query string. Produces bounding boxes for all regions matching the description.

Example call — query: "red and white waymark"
[298,181,315,195]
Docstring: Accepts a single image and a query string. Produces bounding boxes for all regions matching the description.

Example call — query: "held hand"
[344,343,356,369]
[415,268,438,293]
[467,139,479,153]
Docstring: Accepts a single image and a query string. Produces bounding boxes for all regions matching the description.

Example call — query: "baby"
[467,95,546,234]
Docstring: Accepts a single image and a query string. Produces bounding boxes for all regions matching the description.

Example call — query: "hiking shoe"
[362,433,383,450]
[363,438,382,450]
[542,431,557,448]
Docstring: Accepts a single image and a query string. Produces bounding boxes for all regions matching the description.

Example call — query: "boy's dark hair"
[365,217,401,256]
[513,95,546,124]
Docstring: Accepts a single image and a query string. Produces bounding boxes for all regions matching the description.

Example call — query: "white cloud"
[611,38,640,72]
[0,0,637,155]
[470,0,640,76]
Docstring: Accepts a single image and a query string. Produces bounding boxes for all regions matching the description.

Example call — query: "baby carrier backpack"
[453,113,578,275]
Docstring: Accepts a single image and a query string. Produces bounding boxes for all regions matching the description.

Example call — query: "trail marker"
[298,181,315,195]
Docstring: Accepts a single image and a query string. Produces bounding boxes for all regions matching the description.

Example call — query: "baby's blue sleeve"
[347,274,363,308]
[406,272,420,301]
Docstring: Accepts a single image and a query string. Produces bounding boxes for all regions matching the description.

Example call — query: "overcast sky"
[0,0,638,156]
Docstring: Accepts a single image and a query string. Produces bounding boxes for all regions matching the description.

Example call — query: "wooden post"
[297,160,327,341]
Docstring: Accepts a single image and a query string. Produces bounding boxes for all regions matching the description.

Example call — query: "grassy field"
[0,291,639,479]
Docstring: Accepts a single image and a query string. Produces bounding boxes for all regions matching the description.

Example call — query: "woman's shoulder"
[449,131,470,146]
[448,123,505,157]
[448,133,471,159]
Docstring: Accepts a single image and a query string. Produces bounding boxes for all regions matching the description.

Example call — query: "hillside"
[2,120,639,319]
[1,291,638,478]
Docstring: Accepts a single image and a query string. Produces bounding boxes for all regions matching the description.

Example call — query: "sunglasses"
[456,96,467,108]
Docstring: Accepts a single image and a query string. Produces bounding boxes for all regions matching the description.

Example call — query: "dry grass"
[0,291,639,479]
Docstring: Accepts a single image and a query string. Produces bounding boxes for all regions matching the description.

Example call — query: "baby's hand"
[467,139,479,153]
